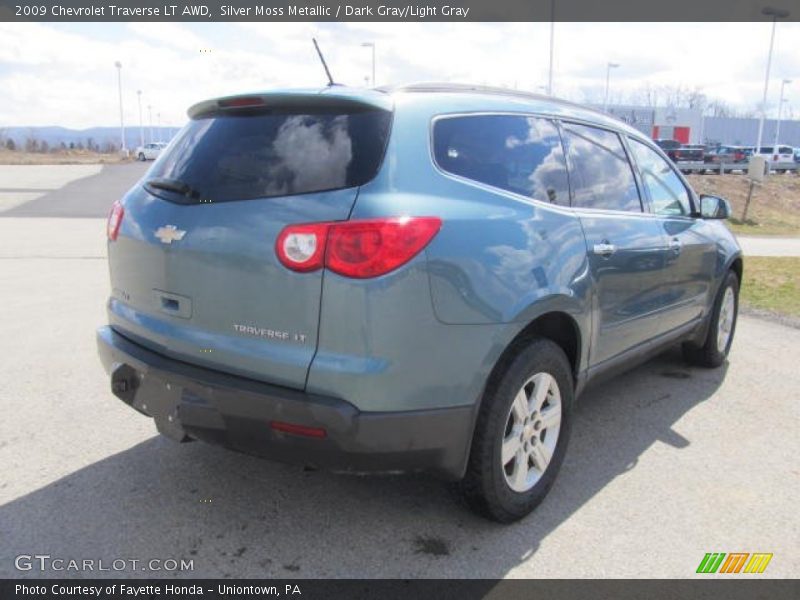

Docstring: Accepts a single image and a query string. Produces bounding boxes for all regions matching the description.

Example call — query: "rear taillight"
[275,223,329,272]
[107,200,124,241]
[276,217,442,279]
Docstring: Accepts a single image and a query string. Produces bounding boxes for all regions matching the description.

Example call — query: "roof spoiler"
[187,90,393,119]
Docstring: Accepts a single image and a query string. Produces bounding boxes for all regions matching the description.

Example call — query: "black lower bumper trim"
[97,326,473,480]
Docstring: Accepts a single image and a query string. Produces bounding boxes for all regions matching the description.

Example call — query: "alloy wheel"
[501,372,562,493]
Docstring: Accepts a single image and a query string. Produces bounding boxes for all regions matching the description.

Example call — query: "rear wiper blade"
[146,177,201,198]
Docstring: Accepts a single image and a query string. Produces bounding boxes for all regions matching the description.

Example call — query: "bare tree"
[686,87,707,110]
[630,82,660,108]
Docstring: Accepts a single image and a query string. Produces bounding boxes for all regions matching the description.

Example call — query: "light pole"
[147,105,153,144]
[361,42,375,87]
[114,61,126,153]
[774,78,791,148]
[136,90,144,148]
[547,0,555,95]
[603,62,619,113]
[755,6,790,154]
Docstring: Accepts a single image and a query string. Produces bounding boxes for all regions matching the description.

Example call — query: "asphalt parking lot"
[0,163,798,578]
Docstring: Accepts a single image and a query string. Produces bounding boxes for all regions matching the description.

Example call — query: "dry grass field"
[0,149,130,165]
[687,173,800,236]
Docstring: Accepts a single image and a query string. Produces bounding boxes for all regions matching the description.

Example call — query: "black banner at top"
[0,0,798,22]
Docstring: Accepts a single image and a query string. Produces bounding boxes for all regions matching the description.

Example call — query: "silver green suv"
[98,84,742,522]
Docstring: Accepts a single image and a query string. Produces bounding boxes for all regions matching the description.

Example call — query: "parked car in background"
[752,145,795,172]
[135,142,167,161]
[653,139,681,160]
[794,147,800,162]
[679,144,706,163]
[98,84,742,522]
[653,139,704,172]
[704,145,750,173]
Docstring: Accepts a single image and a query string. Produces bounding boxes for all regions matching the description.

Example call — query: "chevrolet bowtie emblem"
[154,225,187,244]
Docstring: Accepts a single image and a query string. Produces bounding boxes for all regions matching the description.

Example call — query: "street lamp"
[147,105,153,144]
[755,6,790,155]
[136,90,144,148]
[114,61,126,153]
[774,78,791,148]
[603,62,619,113]
[361,42,375,87]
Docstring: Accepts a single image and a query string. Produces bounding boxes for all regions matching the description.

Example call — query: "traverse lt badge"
[154,225,186,244]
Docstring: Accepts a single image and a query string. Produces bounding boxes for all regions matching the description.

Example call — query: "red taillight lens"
[107,200,124,241]
[275,217,442,278]
[327,217,442,278]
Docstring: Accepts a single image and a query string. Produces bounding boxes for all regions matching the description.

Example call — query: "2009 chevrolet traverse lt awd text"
[98,84,741,522]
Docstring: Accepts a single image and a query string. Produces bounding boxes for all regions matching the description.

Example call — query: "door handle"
[669,238,682,254]
[593,242,617,257]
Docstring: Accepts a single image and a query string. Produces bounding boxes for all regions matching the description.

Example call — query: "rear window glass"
[432,114,570,205]
[147,107,392,203]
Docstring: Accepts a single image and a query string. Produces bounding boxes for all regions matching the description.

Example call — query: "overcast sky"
[1,21,799,129]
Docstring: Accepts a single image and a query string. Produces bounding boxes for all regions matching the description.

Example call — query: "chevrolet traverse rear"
[99,85,742,522]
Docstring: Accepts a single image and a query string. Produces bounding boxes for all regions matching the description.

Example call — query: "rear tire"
[683,270,739,368]
[138,152,146,161]
[459,338,573,523]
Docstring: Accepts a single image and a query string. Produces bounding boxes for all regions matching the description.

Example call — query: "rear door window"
[561,122,642,212]
[147,107,392,203]
[628,138,691,216]
[433,114,570,205]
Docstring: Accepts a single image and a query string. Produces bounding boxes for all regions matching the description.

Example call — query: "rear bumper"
[96,326,473,480]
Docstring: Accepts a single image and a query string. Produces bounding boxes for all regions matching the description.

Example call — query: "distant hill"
[1,126,178,151]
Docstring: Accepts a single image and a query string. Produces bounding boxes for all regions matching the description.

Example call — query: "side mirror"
[699,194,732,220]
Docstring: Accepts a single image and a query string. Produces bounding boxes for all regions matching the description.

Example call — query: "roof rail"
[376,82,604,115]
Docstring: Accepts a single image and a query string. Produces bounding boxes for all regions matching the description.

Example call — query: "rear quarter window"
[147,107,392,203]
[432,114,570,205]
